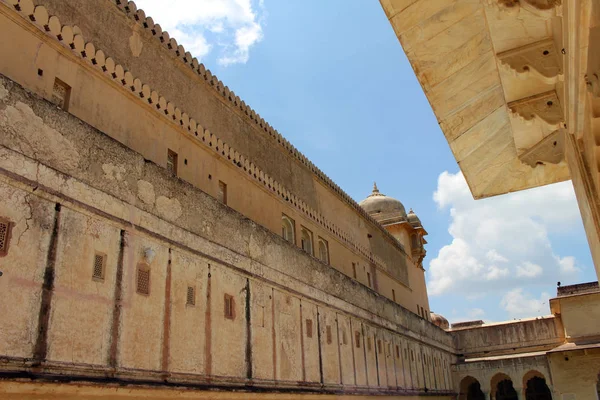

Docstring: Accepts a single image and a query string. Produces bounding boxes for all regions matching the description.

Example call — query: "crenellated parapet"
[0,0,405,278]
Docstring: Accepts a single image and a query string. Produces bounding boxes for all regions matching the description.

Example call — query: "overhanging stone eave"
[381,0,570,199]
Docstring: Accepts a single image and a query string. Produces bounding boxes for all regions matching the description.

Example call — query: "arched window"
[281,214,295,244]
[317,237,329,264]
[300,226,313,255]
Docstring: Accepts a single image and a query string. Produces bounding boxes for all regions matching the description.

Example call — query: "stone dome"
[407,208,422,226]
[430,312,449,330]
[359,183,407,218]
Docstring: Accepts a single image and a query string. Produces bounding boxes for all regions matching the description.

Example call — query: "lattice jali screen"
[92,253,106,280]
[0,221,8,254]
[137,267,150,295]
[186,286,195,306]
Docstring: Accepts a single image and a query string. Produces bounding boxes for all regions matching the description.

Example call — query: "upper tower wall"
[35,0,405,253]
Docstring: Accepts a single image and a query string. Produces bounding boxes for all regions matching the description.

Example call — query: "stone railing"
[3,0,410,280]
[557,281,599,297]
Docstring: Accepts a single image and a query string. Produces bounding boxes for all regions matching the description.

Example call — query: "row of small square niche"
[93,252,236,318]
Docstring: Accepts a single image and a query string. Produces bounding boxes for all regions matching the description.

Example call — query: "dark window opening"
[306,319,313,338]
[224,294,235,319]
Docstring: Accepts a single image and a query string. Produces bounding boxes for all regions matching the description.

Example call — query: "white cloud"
[500,288,550,318]
[134,0,265,65]
[428,171,582,297]
[516,262,543,278]
[486,249,508,263]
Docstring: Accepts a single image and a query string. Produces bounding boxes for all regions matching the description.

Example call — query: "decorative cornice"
[2,0,411,277]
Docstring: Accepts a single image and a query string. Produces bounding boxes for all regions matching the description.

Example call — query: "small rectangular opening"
[305,319,313,338]
[377,339,382,354]
[367,272,372,288]
[224,293,235,319]
[37,68,44,76]
[395,345,400,358]
[342,329,347,345]
[352,262,357,279]
[392,289,396,302]
[326,325,332,344]
[354,331,361,348]
[167,149,178,176]
[218,181,227,205]
[52,78,71,111]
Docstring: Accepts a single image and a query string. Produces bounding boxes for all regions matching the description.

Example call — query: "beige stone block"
[406,8,488,69]
[449,106,510,162]
[418,29,493,90]
[379,0,418,19]
[441,86,506,142]
[428,52,499,117]
[400,1,481,52]
[390,0,457,36]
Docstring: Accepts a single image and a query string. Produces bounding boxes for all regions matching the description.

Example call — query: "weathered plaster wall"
[557,291,600,339]
[0,0,430,314]
[0,74,454,396]
[0,381,455,400]
[452,317,564,358]
[548,350,600,400]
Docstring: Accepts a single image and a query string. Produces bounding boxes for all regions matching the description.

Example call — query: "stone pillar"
[515,386,524,400]
[564,132,600,279]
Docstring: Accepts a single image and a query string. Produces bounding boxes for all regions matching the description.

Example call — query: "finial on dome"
[409,208,414,214]
[373,182,379,194]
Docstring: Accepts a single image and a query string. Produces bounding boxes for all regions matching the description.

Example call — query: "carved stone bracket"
[498,39,562,82]
[485,0,561,18]
[508,90,564,128]
[519,129,565,167]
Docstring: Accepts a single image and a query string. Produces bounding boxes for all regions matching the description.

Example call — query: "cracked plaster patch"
[102,163,126,182]
[0,102,80,171]
[248,232,263,259]
[129,29,143,57]
[155,196,182,222]
[137,180,156,206]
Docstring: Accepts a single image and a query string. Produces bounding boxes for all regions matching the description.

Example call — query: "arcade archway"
[524,371,552,400]
[491,373,518,400]
[459,376,486,400]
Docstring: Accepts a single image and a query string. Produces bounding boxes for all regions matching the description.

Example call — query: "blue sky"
[135,0,595,323]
